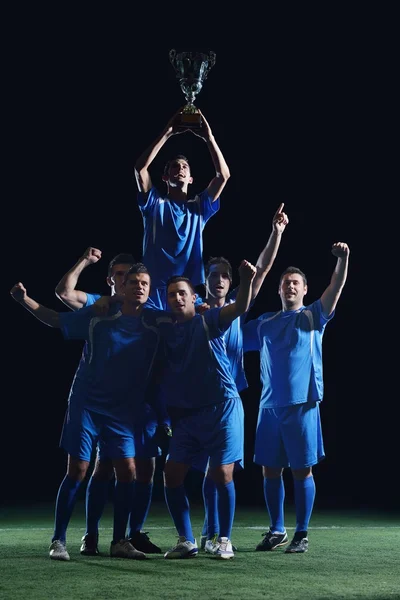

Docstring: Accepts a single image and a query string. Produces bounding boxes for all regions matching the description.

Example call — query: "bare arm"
[11,282,61,328]
[134,109,185,194]
[55,247,102,311]
[219,260,257,327]
[189,110,230,201]
[252,203,289,300]
[320,243,350,317]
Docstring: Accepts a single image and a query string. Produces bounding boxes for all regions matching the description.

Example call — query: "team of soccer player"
[10,109,350,561]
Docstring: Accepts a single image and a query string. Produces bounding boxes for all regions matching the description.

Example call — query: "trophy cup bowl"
[169,49,216,129]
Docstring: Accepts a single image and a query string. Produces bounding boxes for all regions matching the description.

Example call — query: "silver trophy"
[169,49,216,129]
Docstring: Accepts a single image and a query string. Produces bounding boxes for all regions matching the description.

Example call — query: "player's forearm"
[330,255,349,292]
[234,277,253,315]
[252,230,283,298]
[321,255,349,316]
[206,135,230,181]
[16,296,61,328]
[55,257,90,309]
[134,129,173,188]
[256,230,282,273]
[219,278,252,326]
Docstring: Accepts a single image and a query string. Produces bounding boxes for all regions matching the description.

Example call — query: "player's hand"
[195,302,210,315]
[166,107,189,135]
[331,242,350,258]
[82,247,102,265]
[155,423,173,454]
[238,260,257,282]
[188,109,212,141]
[272,203,289,234]
[10,282,27,303]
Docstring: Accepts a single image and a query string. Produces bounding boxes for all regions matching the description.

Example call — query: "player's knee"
[67,458,89,481]
[93,458,114,481]
[292,467,312,480]
[113,458,136,482]
[135,458,155,484]
[262,466,283,478]
[163,461,186,488]
[209,464,234,485]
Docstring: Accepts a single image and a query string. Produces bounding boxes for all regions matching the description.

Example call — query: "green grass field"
[1,502,399,600]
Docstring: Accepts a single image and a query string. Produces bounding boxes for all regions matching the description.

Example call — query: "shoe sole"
[256,539,289,551]
[80,549,99,556]
[164,551,198,559]
[50,554,70,561]
[110,553,147,560]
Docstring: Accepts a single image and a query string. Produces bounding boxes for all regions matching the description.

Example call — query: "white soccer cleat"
[49,540,70,561]
[213,536,234,560]
[204,534,220,555]
[164,536,198,559]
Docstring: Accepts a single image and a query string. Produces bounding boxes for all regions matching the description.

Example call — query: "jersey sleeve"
[242,318,262,352]
[198,189,220,223]
[312,299,335,329]
[58,305,95,340]
[84,293,101,307]
[137,186,160,212]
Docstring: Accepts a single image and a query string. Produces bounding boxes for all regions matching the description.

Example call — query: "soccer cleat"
[80,533,99,556]
[110,538,146,560]
[129,531,162,554]
[256,529,288,551]
[49,540,70,561]
[204,534,219,555]
[164,536,198,559]
[202,533,238,552]
[213,536,234,560]
[285,535,309,553]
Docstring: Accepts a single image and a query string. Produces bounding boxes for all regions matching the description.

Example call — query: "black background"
[3,6,394,511]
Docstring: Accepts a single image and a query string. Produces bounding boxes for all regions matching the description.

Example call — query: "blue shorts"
[98,404,161,461]
[166,397,244,472]
[254,402,325,469]
[60,403,135,462]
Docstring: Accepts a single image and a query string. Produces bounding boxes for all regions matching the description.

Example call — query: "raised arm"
[11,282,61,328]
[252,203,289,300]
[219,260,257,327]
[189,110,230,201]
[134,109,186,194]
[55,247,102,311]
[320,242,350,317]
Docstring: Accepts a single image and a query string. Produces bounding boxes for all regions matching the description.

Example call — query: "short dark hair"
[107,253,136,277]
[205,256,233,283]
[166,275,196,295]
[279,266,307,286]
[163,155,191,177]
[123,263,151,285]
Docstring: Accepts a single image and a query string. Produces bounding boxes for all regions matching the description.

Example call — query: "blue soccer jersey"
[138,187,220,290]
[242,299,334,408]
[196,288,251,393]
[157,307,240,410]
[59,306,161,420]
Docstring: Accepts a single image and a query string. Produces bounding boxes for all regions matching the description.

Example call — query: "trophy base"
[177,112,202,130]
